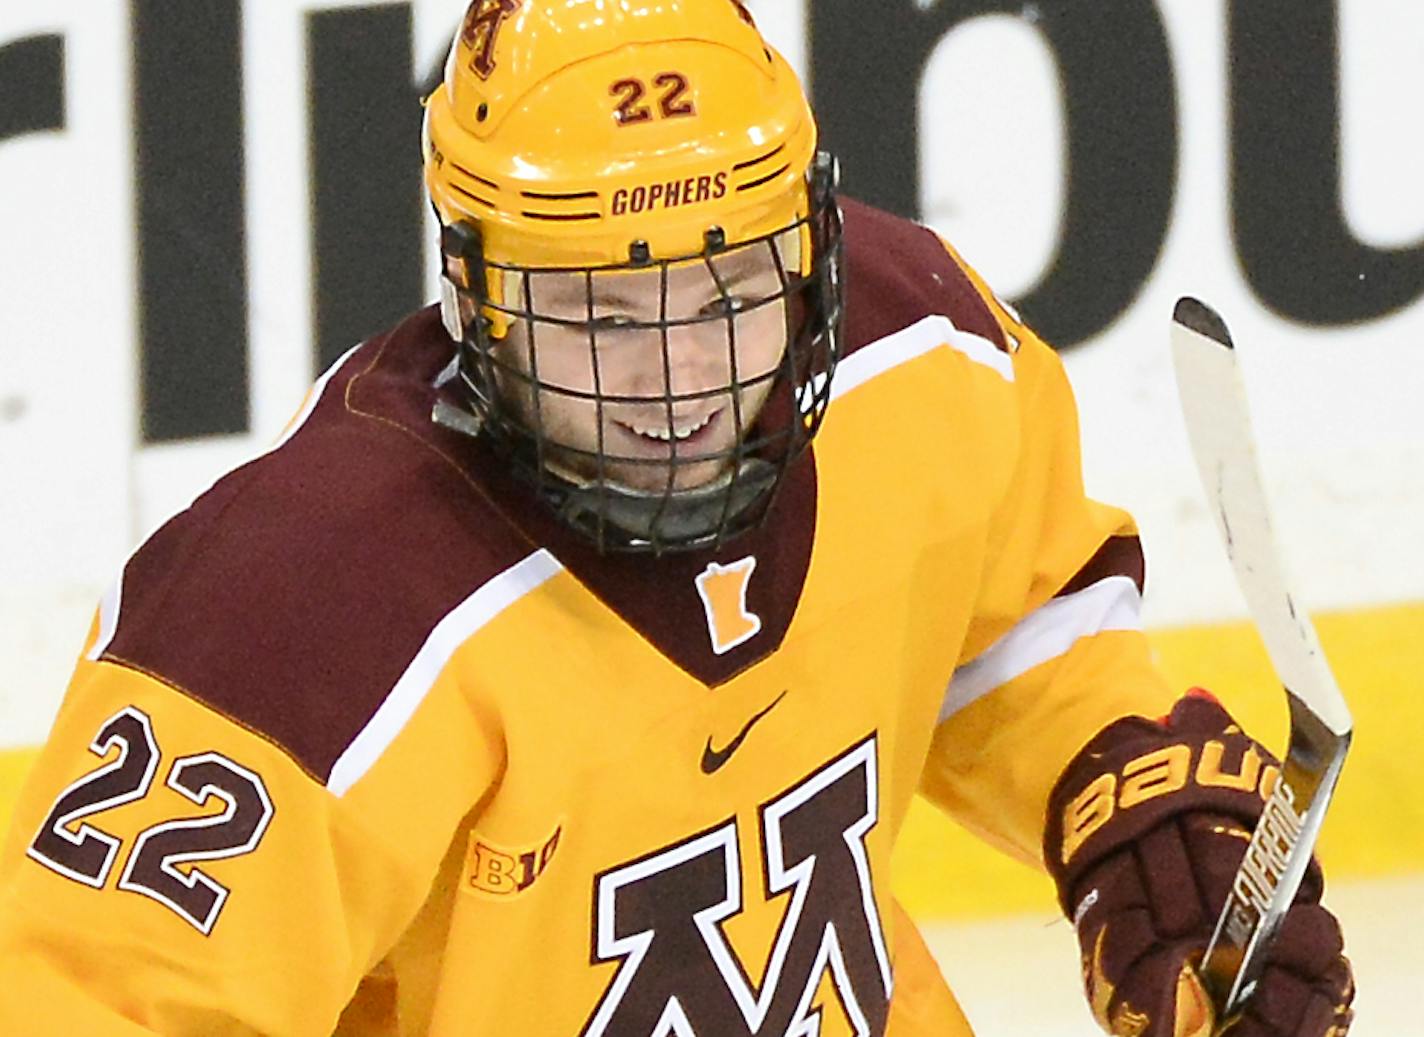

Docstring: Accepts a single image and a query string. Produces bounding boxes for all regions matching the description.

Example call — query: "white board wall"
[3,0,1420,747]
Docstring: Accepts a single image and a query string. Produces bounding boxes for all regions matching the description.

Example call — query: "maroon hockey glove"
[1043,693,1354,1037]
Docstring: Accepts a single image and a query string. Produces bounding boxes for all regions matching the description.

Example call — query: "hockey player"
[0,1,1353,1034]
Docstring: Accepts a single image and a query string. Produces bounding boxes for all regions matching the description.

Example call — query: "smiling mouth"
[615,410,721,444]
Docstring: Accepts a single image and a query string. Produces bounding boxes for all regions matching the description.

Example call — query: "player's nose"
[673,352,738,402]
[637,322,736,399]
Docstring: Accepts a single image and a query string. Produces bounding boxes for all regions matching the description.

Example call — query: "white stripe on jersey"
[267,340,365,455]
[86,574,125,662]
[830,314,1014,403]
[937,576,1143,725]
[326,549,565,797]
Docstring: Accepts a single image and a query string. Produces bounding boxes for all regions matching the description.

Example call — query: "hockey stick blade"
[1170,297,1352,1028]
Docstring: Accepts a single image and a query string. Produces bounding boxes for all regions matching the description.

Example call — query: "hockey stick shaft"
[1169,298,1352,1027]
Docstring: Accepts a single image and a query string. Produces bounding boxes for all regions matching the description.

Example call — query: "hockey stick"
[1170,297,1353,1029]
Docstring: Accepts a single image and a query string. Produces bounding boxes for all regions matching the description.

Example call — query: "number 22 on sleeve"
[26,705,274,935]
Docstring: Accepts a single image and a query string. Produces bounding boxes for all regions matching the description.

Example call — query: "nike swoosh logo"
[701,690,788,775]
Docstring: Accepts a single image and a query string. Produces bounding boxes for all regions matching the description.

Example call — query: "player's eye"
[587,313,640,333]
[585,314,671,350]
[701,295,753,319]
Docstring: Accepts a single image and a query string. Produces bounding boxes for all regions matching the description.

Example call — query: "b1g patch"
[465,824,562,898]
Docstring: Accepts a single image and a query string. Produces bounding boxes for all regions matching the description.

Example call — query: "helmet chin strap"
[552,458,778,549]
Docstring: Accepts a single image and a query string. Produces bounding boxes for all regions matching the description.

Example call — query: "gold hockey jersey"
[0,199,1176,1035]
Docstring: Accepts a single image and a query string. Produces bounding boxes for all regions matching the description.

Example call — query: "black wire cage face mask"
[437,158,844,555]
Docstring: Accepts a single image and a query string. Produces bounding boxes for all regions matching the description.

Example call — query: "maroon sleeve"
[105,314,535,783]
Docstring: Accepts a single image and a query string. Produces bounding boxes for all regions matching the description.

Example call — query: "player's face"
[493,246,789,493]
